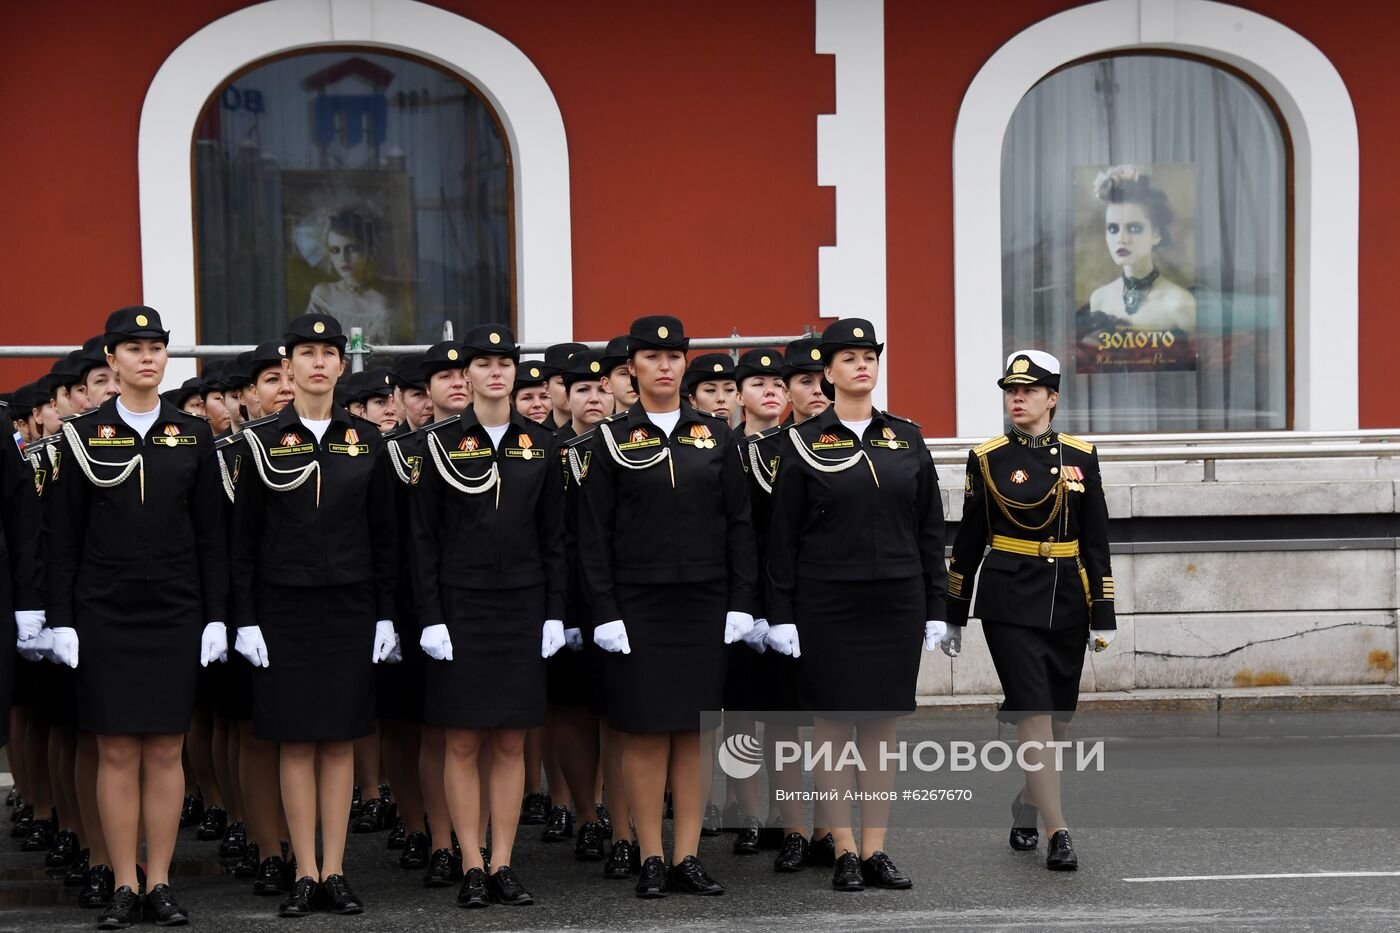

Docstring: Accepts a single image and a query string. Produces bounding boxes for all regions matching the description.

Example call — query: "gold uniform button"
[1051,467,1059,474]
[313,321,326,334]
[1050,447,1058,454]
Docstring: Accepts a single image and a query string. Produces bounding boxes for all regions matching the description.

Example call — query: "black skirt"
[251,582,376,743]
[212,652,254,722]
[752,649,810,726]
[424,585,546,730]
[34,664,78,729]
[795,576,923,720]
[546,640,597,710]
[603,583,727,734]
[75,572,202,735]
[376,620,426,723]
[982,619,1088,724]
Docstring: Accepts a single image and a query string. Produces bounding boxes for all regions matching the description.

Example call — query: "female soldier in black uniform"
[230,312,399,917]
[46,305,229,928]
[578,315,757,898]
[412,324,567,909]
[765,318,948,893]
[943,350,1116,871]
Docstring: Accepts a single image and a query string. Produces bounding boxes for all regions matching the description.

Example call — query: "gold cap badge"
[447,348,459,361]
[135,314,149,327]
[810,348,821,361]
[760,355,771,365]
[712,363,723,372]
[657,325,669,338]
[313,321,326,334]
[1012,357,1030,374]
[590,361,601,373]
[489,332,501,344]
[852,327,864,338]
[530,367,540,378]
[278,345,285,355]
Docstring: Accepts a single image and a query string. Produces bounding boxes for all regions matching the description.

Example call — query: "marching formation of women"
[0,306,1115,927]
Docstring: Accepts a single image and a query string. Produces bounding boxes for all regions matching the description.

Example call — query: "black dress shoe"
[10,803,33,837]
[861,851,913,889]
[668,855,724,895]
[145,883,188,926]
[635,855,668,898]
[195,806,227,842]
[97,884,142,929]
[574,820,606,861]
[733,816,762,855]
[78,863,115,907]
[519,792,550,825]
[486,865,534,906]
[21,817,54,851]
[594,802,613,840]
[45,828,80,866]
[423,847,459,887]
[1046,829,1079,871]
[252,855,288,895]
[178,794,204,828]
[603,839,637,879]
[540,804,573,841]
[352,796,388,833]
[832,851,865,892]
[218,820,247,857]
[774,832,808,873]
[399,831,429,870]
[387,818,406,850]
[321,873,363,914]
[700,802,723,836]
[807,832,837,867]
[1010,789,1040,851]
[277,876,318,917]
[65,847,91,886]
[456,867,488,907]
[349,784,363,822]
[233,841,260,879]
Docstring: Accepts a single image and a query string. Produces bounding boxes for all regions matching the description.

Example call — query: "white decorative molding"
[138,0,572,385]
[952,0,1359,435]
[816,0,888,410]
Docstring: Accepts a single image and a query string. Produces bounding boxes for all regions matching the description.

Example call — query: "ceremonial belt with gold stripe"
[990,535,1079,558]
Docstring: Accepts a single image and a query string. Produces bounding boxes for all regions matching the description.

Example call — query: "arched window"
[999,53,1289,432]
[193,48,513,346]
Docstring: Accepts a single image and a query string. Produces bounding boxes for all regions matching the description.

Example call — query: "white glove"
[941,626,962,658]
[420,624,454,661]
[563,627,584,652]
[49,627,79,669]
[765,623,801,658]
[593,620,631,654]
[388,633,404,663]
[742,618,770,653]
[723,610,756,644]
[200,622,228,667]
[372,620,396,663]
[924,620,948,651]
[1089,629,1116,652]
[542,619,566,659]
[16,634,45,663]
[234,626,270,668]
[15,610,45,642]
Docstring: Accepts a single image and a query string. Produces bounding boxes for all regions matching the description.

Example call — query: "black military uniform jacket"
[947,426,1115,631]
[229,403,397,628]
[47,398,228,630]
[2,422,43,616]
[410,407,566,629]
[385,425,424,627]
[740,420,788,620]
[558,423,592,633]
[765,407,946,628]
[576,401,756,625]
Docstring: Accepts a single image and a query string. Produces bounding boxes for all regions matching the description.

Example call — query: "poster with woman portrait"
[282,169,417,345]
[1073,163,1197,373]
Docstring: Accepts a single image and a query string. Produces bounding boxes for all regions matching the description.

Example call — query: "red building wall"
[0,0,1395,431]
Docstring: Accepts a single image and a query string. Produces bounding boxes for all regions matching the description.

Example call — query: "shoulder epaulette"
[751,424,785,441]
[242,412,281,430]
[1058,433,1094,454]
[214,413,280,449]
[62,407,100,422]
[601,411,627,423]
[972,435,1009,457]
[385,424,417,441]
[417,414,462,435]
[27,433,62,453]
[882,411,922,429]
[561,429,596,449]
[698,409,727,421]
[350,413,380,432]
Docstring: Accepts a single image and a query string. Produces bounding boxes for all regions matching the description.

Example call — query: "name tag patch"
[449,448,493,460]
[328,443,370,456]
[88,437,135,447]
[505,447,540,460]
[618,436,661,451]
[811,439,854,450]
[269,444,315,457]
[156,435,198,446]
[869,438,909,450]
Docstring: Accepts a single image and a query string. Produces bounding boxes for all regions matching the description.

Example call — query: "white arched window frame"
[139,0,571,384]
[953,0,1358,436]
